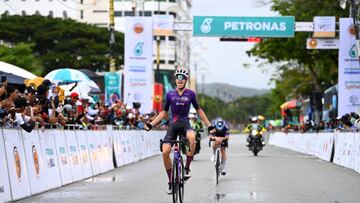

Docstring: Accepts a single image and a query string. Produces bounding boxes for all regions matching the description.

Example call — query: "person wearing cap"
[13,97,36,133]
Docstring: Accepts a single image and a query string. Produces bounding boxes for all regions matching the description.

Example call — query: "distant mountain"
[197,83,269,103]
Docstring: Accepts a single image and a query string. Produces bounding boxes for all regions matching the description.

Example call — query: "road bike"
[160,137,189,203]
[209,138,226,185]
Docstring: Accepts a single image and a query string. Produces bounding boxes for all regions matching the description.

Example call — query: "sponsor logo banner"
[153,15,174,36]
[313,16,336,38]
[306,38,339,49]
[193,16,295,37]
[338,18,360,116]
[124,17,153,113]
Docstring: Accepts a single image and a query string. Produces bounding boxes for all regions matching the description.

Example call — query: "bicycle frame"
[160,138,188,203]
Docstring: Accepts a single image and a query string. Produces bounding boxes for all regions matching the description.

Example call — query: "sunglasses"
[176,75,187,81]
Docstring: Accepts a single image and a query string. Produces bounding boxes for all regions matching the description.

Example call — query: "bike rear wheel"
[172,159,179,203]
[215,149,220,185]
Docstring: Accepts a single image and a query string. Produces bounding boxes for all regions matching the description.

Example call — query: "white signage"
[338,18,360,116]
[306,38,339,49]
[313,16,336,38]
[124,17,153,113]
[153,15,174,36]
[295,22,314,32]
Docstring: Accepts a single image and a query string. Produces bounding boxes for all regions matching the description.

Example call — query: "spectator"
[13,97,36,133]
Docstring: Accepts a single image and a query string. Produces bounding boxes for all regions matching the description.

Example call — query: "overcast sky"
[191,0,278,89]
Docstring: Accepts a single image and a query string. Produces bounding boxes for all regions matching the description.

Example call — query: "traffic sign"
[193,16,295,38]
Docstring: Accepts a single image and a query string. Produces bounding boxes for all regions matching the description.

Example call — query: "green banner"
[104,72,121,105]
[193,16,295,38]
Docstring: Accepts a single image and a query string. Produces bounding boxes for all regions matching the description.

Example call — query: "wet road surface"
[18,134,360,203]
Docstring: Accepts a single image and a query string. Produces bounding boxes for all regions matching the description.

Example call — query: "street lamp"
[156,36,161,83]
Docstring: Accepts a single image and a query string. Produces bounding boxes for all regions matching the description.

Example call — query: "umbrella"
[45,68,92,85]
[0,71,27,84]
[60,81,100,96]
[0,61,37,79]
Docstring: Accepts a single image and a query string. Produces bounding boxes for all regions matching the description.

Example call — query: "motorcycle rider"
[244,116,266,146]
[209,117,229,175]
[188,109,203,155]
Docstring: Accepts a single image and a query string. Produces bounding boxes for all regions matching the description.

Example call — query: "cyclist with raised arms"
[209,117,229,175]
[144,68,216,194]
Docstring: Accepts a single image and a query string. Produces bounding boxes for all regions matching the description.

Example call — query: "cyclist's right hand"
[208,125,216,134]
[143,123,152,131]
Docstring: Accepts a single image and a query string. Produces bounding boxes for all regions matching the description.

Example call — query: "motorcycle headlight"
[252,130,257,136]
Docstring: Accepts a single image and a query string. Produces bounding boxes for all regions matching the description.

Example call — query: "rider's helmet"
[174,68,189,80]
[188,108,197,119]
[251,117,258,123]
[214,117,225,131]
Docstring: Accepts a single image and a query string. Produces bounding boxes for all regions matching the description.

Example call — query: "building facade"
[0,0,192,71]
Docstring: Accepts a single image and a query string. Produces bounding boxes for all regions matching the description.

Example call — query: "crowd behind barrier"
[278,112,360,133]
[0,79,169,135]
[269,131,360,174]
[0,126,163,202]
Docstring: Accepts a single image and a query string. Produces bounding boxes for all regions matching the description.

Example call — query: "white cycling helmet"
[174,68,189,79]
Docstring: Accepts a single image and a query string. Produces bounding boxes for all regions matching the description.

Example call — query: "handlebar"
[208,137,229,148]
[208,138,216,147]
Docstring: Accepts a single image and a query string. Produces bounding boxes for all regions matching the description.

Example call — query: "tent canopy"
[280,100,302,109]
[0,61,37,79]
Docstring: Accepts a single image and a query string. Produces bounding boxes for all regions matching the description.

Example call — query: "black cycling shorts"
[163,120,193,145]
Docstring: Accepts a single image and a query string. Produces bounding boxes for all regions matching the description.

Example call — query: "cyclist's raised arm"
[196,108,211,128]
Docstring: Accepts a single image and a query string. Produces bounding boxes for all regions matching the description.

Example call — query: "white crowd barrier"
[269,131,360,174]
[0,127,164,202]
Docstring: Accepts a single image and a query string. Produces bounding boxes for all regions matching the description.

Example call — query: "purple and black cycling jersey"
[164,89,199,123]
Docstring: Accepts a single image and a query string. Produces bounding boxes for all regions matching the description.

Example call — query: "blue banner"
[104,72,121,105]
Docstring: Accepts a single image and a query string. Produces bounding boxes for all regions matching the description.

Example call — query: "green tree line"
[198,93,272,124]
[0,14,124,76]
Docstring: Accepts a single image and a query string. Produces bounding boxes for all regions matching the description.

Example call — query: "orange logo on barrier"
[32,145,40,176]
[13,146,21,182]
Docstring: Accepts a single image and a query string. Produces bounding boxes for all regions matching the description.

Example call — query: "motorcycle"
[247,124,265,156]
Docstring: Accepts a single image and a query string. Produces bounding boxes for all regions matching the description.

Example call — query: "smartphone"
[1,76,7,83]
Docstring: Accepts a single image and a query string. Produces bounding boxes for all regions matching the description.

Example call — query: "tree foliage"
[198,93,272,124]
[247,0,348,113]
[0,43,43,75]
[0,15,124,75]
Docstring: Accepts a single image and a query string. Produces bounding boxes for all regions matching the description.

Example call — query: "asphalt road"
[18,134,360,203]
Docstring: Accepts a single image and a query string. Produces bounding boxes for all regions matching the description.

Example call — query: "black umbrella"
[0,71,26,84]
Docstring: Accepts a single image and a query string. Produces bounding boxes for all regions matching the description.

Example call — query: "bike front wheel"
[178,157,185,203]
[215,149,220,185]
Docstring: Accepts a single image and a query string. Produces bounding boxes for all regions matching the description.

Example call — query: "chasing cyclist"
[209,117,229,175]
[144,69,216,194]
